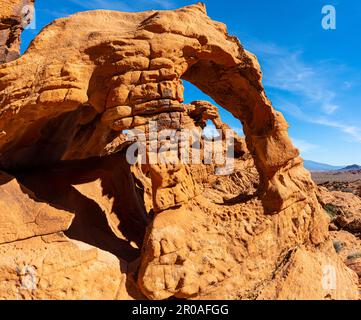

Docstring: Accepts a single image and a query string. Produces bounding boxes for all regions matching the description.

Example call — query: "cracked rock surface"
[0,2,359,299]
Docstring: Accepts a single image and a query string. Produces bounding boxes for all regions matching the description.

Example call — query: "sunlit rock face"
[0,1,358,300]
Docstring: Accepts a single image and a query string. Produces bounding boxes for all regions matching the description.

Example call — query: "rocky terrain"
[313,170,361,197]
[317,187,361,290]
[0,1,360,300]
[312,169,361,291]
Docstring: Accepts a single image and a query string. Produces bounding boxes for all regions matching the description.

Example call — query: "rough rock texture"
[0,3,304,214]
[0,2,359,299]
[330,229,361,287]
[318,187,361,235]
[318,186,361,289]
[0,172,131,300]
[320,179,361,198]
[0,0,34,63]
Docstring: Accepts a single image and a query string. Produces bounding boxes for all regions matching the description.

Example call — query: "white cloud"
[322,103,339,114]
[246,39,361,143]
[292,138,319,153]
[248,42,339,115]
[313,118,361,142]
[277,99,361,143]
[274,98,308,120]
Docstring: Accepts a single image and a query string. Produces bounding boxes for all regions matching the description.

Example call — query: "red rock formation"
[0,171,131,300]
[0,2,359,299]
[318,186,361,288]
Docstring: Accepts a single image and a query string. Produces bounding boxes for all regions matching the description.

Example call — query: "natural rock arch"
[1,3,304,213]
[0,3,358,299]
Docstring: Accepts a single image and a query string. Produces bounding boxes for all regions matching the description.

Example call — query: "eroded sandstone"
[0,2,359,300]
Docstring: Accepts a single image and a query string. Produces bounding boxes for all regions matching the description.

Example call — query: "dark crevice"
[13,151,150,263]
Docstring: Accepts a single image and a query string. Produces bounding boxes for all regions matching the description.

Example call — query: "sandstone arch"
[1,3,304,213]
[0,3,358,299]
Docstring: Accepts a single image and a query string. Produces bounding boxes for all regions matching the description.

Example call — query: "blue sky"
[21,0,361,165]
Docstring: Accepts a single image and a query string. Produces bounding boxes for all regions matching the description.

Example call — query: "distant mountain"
[303,160,345,172]
[340,164,361,171]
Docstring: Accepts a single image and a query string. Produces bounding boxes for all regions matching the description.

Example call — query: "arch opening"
[179,54,301,213]
[182,80,245,138]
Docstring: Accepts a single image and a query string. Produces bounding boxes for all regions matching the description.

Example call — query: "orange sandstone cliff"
[0,2,358,299]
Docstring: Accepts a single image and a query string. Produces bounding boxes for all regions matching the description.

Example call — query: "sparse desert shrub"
[324,204,339,218]
[333,240,343,253]
[347,252,361,260]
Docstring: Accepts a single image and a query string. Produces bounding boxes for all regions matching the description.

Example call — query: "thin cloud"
[38,0,177,22]
[342,81,353,89]
[246,39,361,143]
[69,0,176,11]
[313,118,361,142]
[277,99,361,143]
[322,103,339,114]
[248,41,339,115]
[275,98,309,120]
[150,0,176,9]
[37,8,72,19]
[292,138,319,153]
[68,0,131,11]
